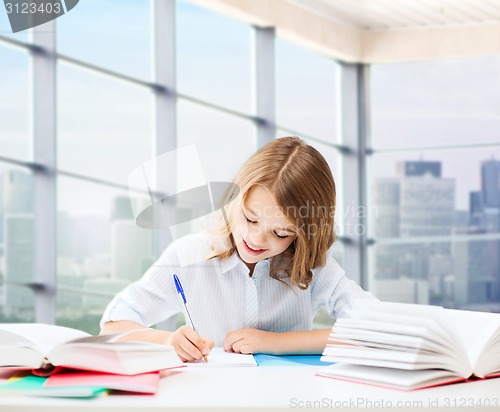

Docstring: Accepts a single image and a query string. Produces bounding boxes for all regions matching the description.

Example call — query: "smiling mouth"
[243,239,267,255]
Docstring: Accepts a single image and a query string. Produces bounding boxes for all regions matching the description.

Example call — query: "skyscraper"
[110,196,153,282]
[469,191,484,227]
[2,170,34,319]
[112,196,134,220]
[453,228,497,307]
[4,214,34,318]
[397,160,441,178]
[399,177,455,238]
[372,161,455,304]
[373,178,399,238]
[3,170,34,214]
[481,159,500,208]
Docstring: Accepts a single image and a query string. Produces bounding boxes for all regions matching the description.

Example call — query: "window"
[0,46,30,160]
[56,0,151,80]
[57,64,153,185]
[371,56,500,149]
[176,0,252,114]
[0,163,35,322]
[276,38,339,143]
[369,57,500,310]
[177,100,256,183]
[370,238,500,309]
[0,8,30,43]
[57,176,156,334]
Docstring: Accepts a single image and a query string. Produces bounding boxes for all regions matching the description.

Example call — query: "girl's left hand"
[223,328,277,354]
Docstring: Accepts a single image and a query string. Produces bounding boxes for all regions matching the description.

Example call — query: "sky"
[1,0,500,217]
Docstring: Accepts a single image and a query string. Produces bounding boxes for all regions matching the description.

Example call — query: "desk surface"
[1,366,500,411]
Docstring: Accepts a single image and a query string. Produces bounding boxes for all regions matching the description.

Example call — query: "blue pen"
[173,273,208,362]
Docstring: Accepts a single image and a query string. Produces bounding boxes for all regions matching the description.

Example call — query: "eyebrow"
[245,206,258,216]
[244,206,296,234]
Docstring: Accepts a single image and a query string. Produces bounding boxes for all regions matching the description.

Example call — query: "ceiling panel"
[290,0,500,30]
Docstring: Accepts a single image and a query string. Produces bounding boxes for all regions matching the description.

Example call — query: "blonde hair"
[209,136,336,290]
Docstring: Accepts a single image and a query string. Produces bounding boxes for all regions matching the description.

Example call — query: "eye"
[244,213,257,224]
[274,232,289,239]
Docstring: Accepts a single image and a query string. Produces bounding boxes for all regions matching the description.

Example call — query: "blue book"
[254,354,335,367]
[0,374,107,398]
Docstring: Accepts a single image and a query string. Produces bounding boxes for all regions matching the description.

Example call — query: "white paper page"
[443,309,500,369]
[318,363,458,389]
[186,347,257,367]
[329,328,444,352]
[0,324,90,355]
[344,305,453,348]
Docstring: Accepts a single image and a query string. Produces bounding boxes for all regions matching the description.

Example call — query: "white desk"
[1,366,500,411]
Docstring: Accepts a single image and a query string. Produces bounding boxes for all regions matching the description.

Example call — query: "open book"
[186,348,257,367]
[318,301,500,390]
[0,323,183,375]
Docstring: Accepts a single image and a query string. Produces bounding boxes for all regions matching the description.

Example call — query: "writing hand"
[171,325,214,362]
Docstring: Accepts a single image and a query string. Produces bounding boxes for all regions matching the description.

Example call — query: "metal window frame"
[337,62,370,287]
[253,26,275,147]
[31,21,57,323]
[153,0,176,257]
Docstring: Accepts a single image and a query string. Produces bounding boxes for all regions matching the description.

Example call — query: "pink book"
[45,371,161,394]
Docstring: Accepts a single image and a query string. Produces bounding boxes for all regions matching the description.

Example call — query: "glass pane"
[56,0,151,80]
[0,5,30,42]
[175,100,255,240]
[313,307,334,329]
[0,286,35,322]
[369,147,500,239]
[57,63,153,185]
[0,46,30,160]
[177,100,256,183]
[369,237,500,310]
[371,56,500,149]
[176,0,252,114]
[57,176,157,332]
[300,138,344,236]
[330,240,344,268]
[56,291,113,335]
[276,38,338,143]
[0,163,35,321]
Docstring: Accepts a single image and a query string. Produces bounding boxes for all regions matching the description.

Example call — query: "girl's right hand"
[170,325,214,362]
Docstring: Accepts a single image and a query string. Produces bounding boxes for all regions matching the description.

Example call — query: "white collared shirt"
[100,233,376,346]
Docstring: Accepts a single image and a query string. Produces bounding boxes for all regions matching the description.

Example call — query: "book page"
[348,301,453,348]
[0,324,89,355]
[338,301,470,376]
[443,309,500,373]
[318,363,461,390]
[186,348,257,367]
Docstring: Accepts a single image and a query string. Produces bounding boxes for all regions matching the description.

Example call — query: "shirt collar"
[219,251,244,274]
[219,251,270,277]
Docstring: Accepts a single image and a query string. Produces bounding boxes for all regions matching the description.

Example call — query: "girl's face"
[232,185,296,266]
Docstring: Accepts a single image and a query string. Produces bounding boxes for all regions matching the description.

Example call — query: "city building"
[397,160,441,178]
[481,159,500,208]
[2,171,34,319]
[372,162,455,304]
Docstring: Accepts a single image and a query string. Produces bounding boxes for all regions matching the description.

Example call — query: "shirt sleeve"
[311,256,378,319]
[99,240,183,329]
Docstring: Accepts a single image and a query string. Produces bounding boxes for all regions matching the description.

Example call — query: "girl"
[100,136,376,362]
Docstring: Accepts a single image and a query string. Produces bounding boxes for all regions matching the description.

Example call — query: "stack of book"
[0,323,184,397]
[318,300,500,390]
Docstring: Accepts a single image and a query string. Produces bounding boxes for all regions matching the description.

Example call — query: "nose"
[248,222,267,246]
